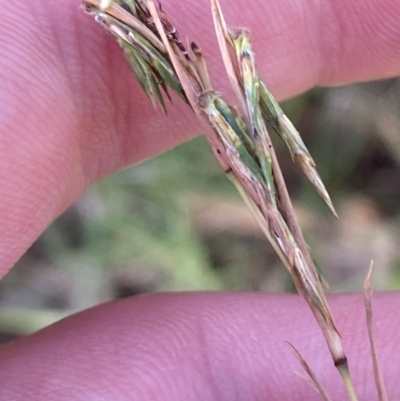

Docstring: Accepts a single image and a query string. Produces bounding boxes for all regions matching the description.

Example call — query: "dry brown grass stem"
[364,263,388,401]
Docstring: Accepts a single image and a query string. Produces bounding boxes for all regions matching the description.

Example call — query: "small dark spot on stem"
[334,356,348,367]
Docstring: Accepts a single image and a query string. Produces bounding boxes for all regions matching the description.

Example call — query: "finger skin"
[1,0,400,272]
[0,292,399,400]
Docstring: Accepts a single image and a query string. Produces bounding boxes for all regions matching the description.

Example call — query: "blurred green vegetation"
[1,79,400,338]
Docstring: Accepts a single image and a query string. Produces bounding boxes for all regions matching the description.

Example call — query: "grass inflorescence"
[81,1,388,399]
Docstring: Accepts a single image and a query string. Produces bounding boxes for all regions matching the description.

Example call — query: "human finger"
[1,0,399,273]
[0,292,398,400]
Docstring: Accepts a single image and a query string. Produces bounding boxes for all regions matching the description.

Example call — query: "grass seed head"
[82,1,361,399]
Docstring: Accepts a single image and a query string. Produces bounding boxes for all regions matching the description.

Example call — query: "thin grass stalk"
[364,263,388,401]
[287,342,332,401]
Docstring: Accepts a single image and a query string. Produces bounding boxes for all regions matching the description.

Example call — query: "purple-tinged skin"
[0,0,400,399]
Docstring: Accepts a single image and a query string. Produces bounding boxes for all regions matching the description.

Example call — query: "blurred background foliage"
[1,78,400,342]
